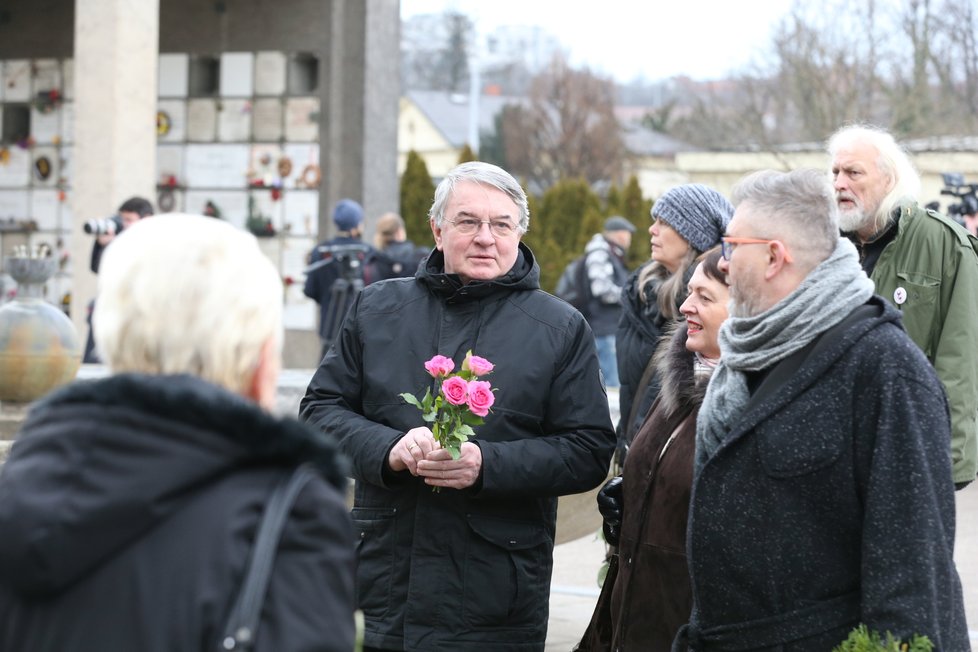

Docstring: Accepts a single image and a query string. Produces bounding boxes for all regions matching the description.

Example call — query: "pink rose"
[442,376,469,405]
[425,355,455,378]
[465,355,494,377]
[466,380,494,417]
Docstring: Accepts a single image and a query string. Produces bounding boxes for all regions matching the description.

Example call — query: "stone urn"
[0,251,81,402]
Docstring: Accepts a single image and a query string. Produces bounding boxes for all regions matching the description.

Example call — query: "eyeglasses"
[446,218,519,237]
[721,237,794,263]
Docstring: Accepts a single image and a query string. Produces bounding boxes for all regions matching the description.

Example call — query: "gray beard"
[729,289,763,319]
[837,205,868,233]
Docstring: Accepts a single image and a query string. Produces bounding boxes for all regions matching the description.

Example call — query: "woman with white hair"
[0,214,355,651]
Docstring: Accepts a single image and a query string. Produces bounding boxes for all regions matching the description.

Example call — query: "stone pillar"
[70,0,159,342]
[320,0,400,241]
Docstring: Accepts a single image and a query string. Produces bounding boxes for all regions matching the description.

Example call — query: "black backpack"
[364,243,428,284]
[555,255,591,311]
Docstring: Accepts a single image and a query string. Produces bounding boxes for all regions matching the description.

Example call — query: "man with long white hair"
[0,214,355,651]
[829,123,978,489]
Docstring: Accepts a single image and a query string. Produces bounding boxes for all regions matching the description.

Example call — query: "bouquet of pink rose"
[399,350,496,460]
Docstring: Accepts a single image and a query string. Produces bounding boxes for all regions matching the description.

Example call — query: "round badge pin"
[893,287,907,305]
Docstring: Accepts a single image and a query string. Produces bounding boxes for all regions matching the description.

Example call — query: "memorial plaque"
[220,52,254,97]
[59,146,72,187]
[282,143,320,189]
[183,190,249,230]
[250,189,284,232]
[186,99,217,142]
[254,51,287,96]
[283,190,318,236]
[157,99,186,143]
[185,144,249,188]
[61,102,74,143]
[284,98,319,142]
[217,99,252,142]
[157,145,185,185]
[158,53,189,98]
[32,59,61,92]
[249,144,282,185]
[3,61,31,102]
[31,189,60,231]
[252,98,283,141]
[0,147,31,187]
[30,106,60,144]
[0,190,29,219]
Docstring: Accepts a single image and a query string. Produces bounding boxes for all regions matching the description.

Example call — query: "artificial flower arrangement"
[400,351,495,461]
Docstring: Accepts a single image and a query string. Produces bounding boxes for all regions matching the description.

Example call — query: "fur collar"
[653,324,711,420]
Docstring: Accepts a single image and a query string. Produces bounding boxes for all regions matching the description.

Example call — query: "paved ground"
[545,481,978,651]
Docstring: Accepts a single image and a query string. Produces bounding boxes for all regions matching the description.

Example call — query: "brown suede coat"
[578,327,707,651]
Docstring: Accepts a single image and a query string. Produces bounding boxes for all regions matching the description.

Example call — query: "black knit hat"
[652,184,733,252]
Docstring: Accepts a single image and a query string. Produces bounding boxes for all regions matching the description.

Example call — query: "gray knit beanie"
[652,184,733,252]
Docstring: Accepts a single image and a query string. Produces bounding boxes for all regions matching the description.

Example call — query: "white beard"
[837,204,869,233]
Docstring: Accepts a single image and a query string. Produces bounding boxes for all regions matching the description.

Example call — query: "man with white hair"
[680,169,967,651]
[829,124,978,489]
[0,214,355,651]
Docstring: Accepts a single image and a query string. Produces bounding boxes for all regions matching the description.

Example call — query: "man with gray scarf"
[678,169,967,651]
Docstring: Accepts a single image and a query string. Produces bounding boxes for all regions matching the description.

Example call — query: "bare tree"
[500,56,625,189]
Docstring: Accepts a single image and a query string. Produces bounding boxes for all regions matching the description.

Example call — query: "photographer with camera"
[83,196,154,362]
[303,199,374,360]
[940,172,978,236]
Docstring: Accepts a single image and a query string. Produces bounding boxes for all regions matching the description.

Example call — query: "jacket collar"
[418,241,540,300]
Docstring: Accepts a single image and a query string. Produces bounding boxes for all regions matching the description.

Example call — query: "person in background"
[580,216,635,389]
[84,195,154,363]
[577,246,729,652]
[364,212,429,283]
[681,168,967,650]
[829,123,978,489]
[300,161,616,652]
[0,214,356,652]
[614,185,732,466]
[304,198,374,358]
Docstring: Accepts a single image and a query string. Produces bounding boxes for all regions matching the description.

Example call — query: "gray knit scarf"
[695,238,874,471]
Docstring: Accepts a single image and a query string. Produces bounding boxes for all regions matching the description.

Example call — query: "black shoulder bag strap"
[218,464,317,651]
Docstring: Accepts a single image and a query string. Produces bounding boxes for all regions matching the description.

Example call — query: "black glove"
[597,476,623,546]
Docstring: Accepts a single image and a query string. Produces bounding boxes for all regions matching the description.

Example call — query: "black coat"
[615,263,693,446]
[300,243,617,652]
[685,298,969,651]
[304,235,374,341]
[0,374,356,652]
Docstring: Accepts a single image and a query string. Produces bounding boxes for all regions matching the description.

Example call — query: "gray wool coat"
[682,297,969,651]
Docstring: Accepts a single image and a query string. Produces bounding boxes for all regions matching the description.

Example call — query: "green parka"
[868,203,978,484]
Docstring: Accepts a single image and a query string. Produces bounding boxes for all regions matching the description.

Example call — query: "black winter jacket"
[684,298,969,651]
[616,263,694,447]
[300,243,616,652]
[0,374,355,652]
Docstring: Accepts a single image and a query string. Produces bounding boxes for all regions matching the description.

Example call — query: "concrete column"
[70,0,158,343]
[320,0,400,241]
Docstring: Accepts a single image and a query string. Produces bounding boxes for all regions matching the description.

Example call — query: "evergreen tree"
[524,178,603,292]
[457,144,478,164]
[400,150,436,247]
[620,175,653,268]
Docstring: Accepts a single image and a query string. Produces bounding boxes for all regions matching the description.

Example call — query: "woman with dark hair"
[615,186,733,461]
[578,247,730,652]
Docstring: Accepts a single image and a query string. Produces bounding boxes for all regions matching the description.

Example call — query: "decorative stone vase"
[0,254,81,402]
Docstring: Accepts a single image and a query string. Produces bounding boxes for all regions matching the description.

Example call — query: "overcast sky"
[401,0,799,82]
